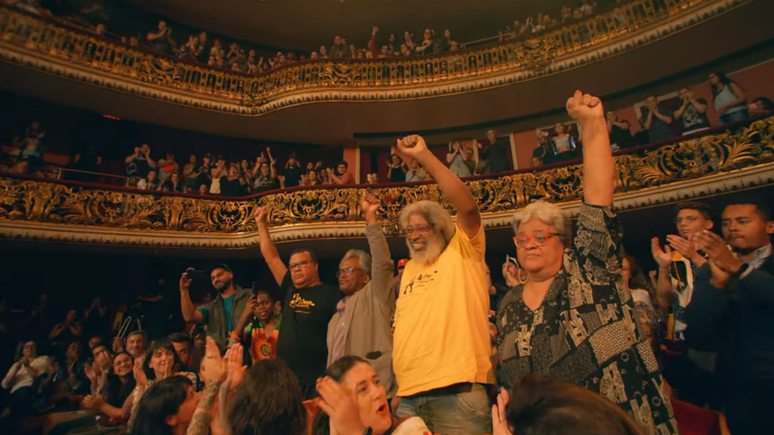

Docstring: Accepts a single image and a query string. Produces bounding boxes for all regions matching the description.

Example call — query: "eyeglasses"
[336,267,364,277]
[405,225,433,235]
[289,260,312,270]
[513,231,561,247]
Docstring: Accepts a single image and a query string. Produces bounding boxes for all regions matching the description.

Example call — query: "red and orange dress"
[229,315,282,363]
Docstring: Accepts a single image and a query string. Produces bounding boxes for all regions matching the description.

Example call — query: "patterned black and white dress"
[497,203,680,435]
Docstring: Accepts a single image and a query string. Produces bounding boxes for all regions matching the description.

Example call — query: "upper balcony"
[0,0,772,144]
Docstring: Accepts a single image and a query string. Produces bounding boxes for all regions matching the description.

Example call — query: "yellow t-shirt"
[393,222,494,396]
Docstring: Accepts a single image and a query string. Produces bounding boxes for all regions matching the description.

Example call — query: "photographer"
[179,264,250,351]
[147,21,176,55]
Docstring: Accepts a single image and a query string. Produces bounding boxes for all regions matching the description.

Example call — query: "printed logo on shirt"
[401,270,438,296]
[289,293,316,313]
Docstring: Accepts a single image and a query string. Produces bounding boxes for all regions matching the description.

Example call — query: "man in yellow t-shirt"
[392,134,494,435]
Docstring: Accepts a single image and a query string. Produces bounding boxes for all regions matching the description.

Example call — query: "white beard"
[407,235,446,266]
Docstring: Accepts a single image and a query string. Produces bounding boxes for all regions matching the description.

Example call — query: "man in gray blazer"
[327,193,396,395]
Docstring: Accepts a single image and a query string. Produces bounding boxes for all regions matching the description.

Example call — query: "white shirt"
[630,288,654,307]
[2,356,50,394]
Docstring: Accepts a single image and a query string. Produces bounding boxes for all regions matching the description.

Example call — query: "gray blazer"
[327,224,396,395]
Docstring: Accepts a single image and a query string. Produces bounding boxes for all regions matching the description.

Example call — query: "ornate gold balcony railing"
[1,116,773,248]
[0,0,751,115]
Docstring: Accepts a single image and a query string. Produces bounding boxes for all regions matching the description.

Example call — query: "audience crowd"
[4,0,638,75]
[1,90,772,435]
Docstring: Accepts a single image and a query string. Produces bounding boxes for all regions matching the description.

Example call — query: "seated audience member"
[168,333,194,372]
[313,356,433,435]
[16,137,44,169]
[61,341,88,397]
[404,159,427,182]
[749,96,774,115]
[124,331,147,360]
[327,194,396,397]
[387,154,407,183]
[137,170,159,190]
[640,95,676,143]
[623,255,654,307]
[391,134,492,434]
[708,71,748,125]
[685,197,774,435]
[239,159,254,188]
[2,341,50,423]
[492,374,646,435]
[69,352,137,431]
[606,111,635,150]
[160,171,185,192]
[254,208,341,398]
[125,144,156,179]
[550,122,578,162]
[228,358,307,435]
[306,170,321,186]
[231,289,282,364]
[88,336,103,350]
[180,264,251,352]
[327,161,355,185]
[674,86,711,135]
[497,91,678,434]
[140,339,197,391]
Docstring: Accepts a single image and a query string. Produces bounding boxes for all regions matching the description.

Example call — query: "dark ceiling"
[121,0,573,51]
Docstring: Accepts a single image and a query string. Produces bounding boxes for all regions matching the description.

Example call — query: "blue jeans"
[719,108,749,126]
[395,383,491,435]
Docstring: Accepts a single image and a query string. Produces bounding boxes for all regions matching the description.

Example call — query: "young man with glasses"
[391,134,493,435]
[496,91,678,435]
[326,193,396,397]
[254,207,341,399]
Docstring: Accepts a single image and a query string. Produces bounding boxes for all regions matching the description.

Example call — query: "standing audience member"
[125,144,156,179]
[709,72,749,125]
[392,133,493,434]
[179,264,251,352]
[674,86,711,135]
[685,197,774,435]
[209,157,227,195]
[157,152,179,182]
[651,202,716,406]
[254,207,341,398]
[497,91,678,434]
[183,155,199,191]
[550,122,578,162]
[447,141,472,178]
[219,166,247,196]
[404,159,427,182]
[231,289,282,364]
[284,153,304,188]
[478,129,511,174]
[328,193,396,397]
[48,309,83,348]
[640,96,675,143]
[386,155,407,183]
[606,111,634,150]
[147,21,175,55]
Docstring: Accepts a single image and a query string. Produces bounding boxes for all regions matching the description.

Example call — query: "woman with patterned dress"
[231,289,282,363]
[496,91,680,435]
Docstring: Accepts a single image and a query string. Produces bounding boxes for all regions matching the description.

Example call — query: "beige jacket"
[327,223,396,395]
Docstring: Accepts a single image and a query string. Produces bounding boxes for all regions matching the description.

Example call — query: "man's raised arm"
[254,207,288,286]
[566,91,614,206]
[362,193,395,302]
[396,135,481,238]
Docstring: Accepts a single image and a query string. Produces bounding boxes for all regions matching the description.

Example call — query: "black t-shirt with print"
[276,272,341,384]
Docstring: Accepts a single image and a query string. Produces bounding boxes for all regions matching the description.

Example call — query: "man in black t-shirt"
[254,207,341,397]
[675,87,712,135]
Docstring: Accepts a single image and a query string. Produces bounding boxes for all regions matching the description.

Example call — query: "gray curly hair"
[399,200,456,244]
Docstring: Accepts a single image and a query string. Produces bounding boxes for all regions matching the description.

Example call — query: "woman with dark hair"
[231,289,282,364]
[492,373,645,435]
[141,339,196,387]
[387,154,407,183]
[750,97,774,116]
[130,376,199,435]
[228,359,307,435]
[313,356,433,435]
[160,172,186,193]
[550,122,579,162]
[708,72,748,125]
[623,255,655,308]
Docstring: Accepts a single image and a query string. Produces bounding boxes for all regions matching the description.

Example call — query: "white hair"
[512,200,568,240]
[399,200,456,244]
[340,249,372,276]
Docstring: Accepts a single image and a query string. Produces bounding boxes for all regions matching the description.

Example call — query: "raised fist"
[396,135,429,159]
[565,90,604,125]
[254,206,269,225]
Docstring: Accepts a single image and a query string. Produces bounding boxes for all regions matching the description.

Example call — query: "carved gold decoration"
[0,0,753,115]
[1,116,774,247]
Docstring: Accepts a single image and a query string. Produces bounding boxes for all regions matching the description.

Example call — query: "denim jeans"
[719,108,749,126]
[395,383,491,435]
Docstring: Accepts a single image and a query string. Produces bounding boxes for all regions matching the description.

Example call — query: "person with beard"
[179,264,250,352]
[391,134,493,435]
[254,207,341,399]
[327,193,396,399]
[685,197,774,435]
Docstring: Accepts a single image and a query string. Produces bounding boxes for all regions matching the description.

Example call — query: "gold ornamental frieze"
[0,0,754,115]
[1,116,774,248]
